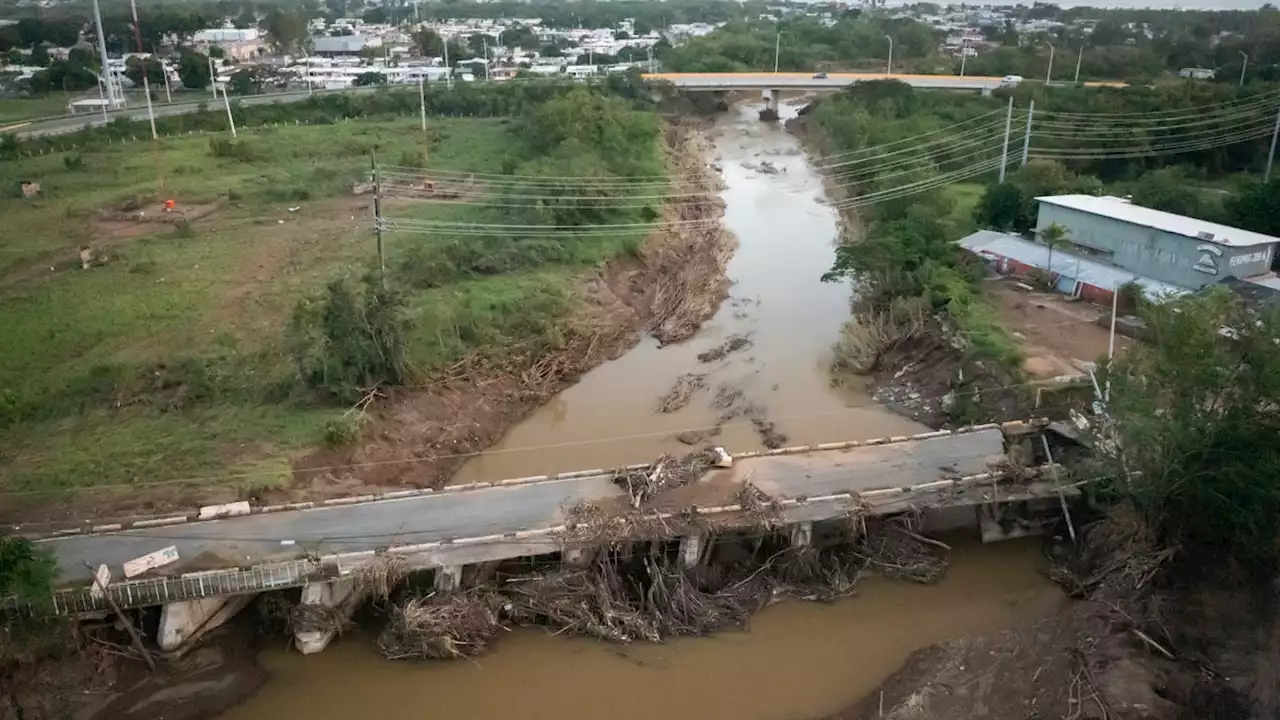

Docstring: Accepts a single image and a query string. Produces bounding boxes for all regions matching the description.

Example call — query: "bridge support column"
[789,521,813,548]
[680,533,706,568]
[434,565,463,593]
[294,579,362,655]
[158,594,252,654]
[759,89,780,121]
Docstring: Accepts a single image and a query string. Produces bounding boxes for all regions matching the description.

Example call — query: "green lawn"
[0,93,76,126]
[0,115,625,498]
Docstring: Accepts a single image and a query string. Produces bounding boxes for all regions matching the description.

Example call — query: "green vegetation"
[662,14,943,73]
[815,82,1020,371]
[0,537,56,606]
[1102,289,1280,575]
[0,81,665,501]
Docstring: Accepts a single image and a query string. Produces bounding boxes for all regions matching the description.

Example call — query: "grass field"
[0,93,77,126]
[0,113,651,502]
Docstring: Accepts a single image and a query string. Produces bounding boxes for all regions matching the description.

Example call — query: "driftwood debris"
[378,592,504,661]
[611,450,715,509]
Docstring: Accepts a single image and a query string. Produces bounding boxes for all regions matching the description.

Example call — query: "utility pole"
[91,0,116,109]
[773,31,780,73]
[444,38,451,89]
[419,77,427,132]
[998,96,1013,184]
[1266,104,1280,183]
[95,74,108,120]
[483,37,489,80]
[1239,50,1249,88]
[1074,45,1083,83]
[1045,42,1055,84]
[160,52,172,103]
[220,84,237,138]
[884,34,893,75]
[1021,99,1035,167]
[959,40,967,77]
[372,154,386,286]
[208,55,218,99]
[128,0,157,140]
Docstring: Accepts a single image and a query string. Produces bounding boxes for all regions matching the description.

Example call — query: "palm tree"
[1039,222,1069,276]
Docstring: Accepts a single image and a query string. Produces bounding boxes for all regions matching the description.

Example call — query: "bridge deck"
[24,426,1030,613]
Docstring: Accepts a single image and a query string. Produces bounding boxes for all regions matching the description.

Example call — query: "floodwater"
[223,538,1062,720]
[453,101,922,483]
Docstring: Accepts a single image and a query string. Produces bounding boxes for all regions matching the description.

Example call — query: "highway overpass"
[644,71,1126,91]
[7,72,1125,139]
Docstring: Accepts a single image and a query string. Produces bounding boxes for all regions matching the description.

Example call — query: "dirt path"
[985,278,1132,378]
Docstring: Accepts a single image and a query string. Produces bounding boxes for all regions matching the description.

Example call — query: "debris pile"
[656,373,707,413]
[697,334,754,363]
[377,592,504,661]
[855,517,951,584]
[735,481,783,529]
[611,450,715,509]
[504,553,761,643]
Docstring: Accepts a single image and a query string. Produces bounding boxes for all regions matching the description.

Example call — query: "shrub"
[287,271,411,402]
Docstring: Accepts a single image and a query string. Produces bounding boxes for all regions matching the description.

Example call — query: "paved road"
[44,429,1002,582]
[12,86,386,139]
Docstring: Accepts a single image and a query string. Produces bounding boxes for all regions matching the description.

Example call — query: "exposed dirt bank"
[828,507,1280,720]
[1,616,264,720]
[286,122,732,496]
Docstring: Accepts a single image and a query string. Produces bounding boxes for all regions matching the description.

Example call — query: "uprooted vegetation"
[368,515,948,662]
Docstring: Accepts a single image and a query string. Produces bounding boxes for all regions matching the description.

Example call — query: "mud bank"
[284,122,734,497]
[1,616,264,720]
[829,555,1280,720]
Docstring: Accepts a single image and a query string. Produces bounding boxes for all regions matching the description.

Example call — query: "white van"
[1001,75,1024,86]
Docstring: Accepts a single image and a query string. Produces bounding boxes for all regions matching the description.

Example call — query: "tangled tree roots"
[378,592,504,661]
[855,518,950,584]
[351,554,408,602]
[611,450,715,508]
[1050,504,1172,601]
[504,553,761,643]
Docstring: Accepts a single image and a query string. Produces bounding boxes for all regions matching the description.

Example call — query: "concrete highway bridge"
[643,71,1126,92]
[12,421,1081,654]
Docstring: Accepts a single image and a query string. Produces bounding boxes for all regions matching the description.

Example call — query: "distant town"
[0,0,1243,112]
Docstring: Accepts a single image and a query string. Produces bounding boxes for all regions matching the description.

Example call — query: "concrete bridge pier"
[759,89,781,121]
[434,564,463,593]
[680,533,706,568]
[158,594,252,654]
[789,521,814,548]
[294,578,362,655]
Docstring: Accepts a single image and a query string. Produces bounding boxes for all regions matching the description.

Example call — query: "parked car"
[812,72,829,79]
[1000,74,1024,86]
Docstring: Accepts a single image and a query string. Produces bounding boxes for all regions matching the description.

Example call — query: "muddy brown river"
[220,102,1058,720]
